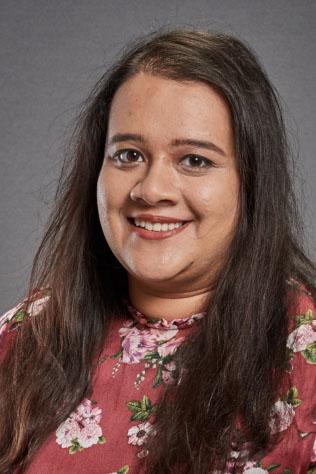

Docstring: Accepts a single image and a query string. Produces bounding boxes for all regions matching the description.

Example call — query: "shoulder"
[0,288,51,342]
[286,280,316,353]
[285,280,316,435]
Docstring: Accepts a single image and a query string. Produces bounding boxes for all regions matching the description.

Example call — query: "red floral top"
[0,285,316,474]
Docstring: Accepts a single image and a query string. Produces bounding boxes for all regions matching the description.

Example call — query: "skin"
[97,72,240,320]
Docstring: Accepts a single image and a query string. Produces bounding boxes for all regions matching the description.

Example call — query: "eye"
[180,155,213,170]
[111,149,144,164]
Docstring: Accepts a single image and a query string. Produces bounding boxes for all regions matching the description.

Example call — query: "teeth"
[134,219,184,232]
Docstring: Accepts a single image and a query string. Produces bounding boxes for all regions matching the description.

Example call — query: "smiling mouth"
[128,217,185,232]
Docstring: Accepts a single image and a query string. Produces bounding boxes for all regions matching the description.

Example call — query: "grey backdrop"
[1,0,315,313]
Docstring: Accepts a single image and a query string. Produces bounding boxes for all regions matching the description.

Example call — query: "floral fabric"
[0,286,316,473]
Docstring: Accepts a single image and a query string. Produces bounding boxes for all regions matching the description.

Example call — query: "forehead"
[107,72,233,149]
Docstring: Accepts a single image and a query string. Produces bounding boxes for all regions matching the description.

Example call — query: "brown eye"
[180,155,213,169]
[113,149,144,164]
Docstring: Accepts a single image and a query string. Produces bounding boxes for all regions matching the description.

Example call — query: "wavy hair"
[0,29,315,473]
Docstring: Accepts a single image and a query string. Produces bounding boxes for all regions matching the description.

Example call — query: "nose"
[129,159,178,206]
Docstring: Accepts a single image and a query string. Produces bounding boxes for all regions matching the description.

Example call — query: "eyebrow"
[107,133,226,157]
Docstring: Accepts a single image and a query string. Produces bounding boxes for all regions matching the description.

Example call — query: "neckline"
[125,300,207,330]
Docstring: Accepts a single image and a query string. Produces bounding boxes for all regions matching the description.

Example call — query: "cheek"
[96,173,117,233]
[194,175,239,224]
[97,169,119,216]
[97,175,122,253]
[96,176,108,218]
[97,169,131,246]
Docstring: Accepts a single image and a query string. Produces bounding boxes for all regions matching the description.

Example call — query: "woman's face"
[97,72,239,293]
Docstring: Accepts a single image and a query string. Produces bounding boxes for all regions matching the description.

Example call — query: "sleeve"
[0,305,20,363]
[286,285,316,467]
[0,289,51,357]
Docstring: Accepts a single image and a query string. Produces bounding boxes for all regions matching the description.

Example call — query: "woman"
[0,29,315,473]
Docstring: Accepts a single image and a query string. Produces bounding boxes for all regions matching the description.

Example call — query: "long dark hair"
[0,28,315,473]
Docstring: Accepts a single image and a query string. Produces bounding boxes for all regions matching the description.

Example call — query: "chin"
[126,257,201,292]
[129,266,185,284]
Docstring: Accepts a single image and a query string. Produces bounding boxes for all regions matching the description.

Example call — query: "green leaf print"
[296,309,314,328]
[286,346,294,361]
[110,349,123,359]
[127,401,142,411]
[9,309,29,330]
[143,351,160,360]
[127,395,155,421]
[262,460,292,474]
[132,412,147,421]
[98,435,106,444]
[13,309,28,323]
[117,466,129,474]
[69,439,82,454]
[267,464,281,471]
[302,340,316,364]
[153,365,163,388]
[286,386,301,407]
[141,395,152,411]
[307,467,316,474]
[290,398,301,408]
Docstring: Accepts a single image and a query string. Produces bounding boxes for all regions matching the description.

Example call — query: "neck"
[128,277,212,321]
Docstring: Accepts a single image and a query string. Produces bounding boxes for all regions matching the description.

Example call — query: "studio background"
[1,0,315,313]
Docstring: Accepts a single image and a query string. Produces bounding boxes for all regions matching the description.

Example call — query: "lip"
[130,214,190,224]
[127,219,191,240]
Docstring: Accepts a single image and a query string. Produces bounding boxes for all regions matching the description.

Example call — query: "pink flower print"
[75,398,102,425]
[158,336,185,358]
[269,400,295,434]
[119,326,177,364]
[127,421,156,446]
[0,322,8,337]
[56,399,105,453]
[27,295,50,316]
[162,360,178,385]
[122,319,134,328]
[119,325,176,342]
[118,325,138,338]
[287,323,316,352]
[0,293,50,335]
[119,327,158,364]
[77,422,103,448]
[0,303,24,327]
[56,418,81,448]
[243,466,267,474]
[149,328,178,342]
